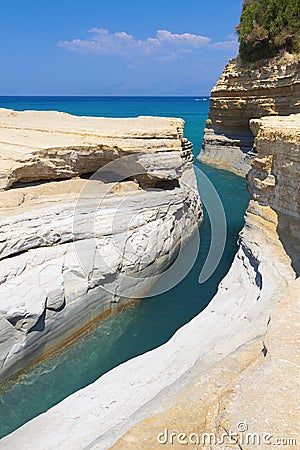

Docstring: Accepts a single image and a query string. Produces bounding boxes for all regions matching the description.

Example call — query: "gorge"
[1,49,300,450]
[0,0,299,447]
[1,103,299,448]
[1,65,299,449]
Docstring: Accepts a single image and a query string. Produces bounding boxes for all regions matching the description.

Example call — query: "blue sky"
[0,0,243,95]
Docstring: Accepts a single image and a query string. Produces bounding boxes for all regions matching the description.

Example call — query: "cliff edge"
[199,55,300,176]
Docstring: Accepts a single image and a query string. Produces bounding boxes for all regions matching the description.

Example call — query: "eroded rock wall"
[0,110,202,383]
[249,114,300,274]
[0,109,192,189]
[199,56,300,176]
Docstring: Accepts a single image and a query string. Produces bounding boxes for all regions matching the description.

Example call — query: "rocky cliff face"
[4,115,298,448]
[0,109,202,383]
[199,56,300,176]
[248,114,300,275]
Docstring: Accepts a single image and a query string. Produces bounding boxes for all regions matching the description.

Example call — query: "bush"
[237,0,300,62]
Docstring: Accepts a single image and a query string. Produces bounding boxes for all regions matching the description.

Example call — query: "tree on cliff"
[237,0,300,62]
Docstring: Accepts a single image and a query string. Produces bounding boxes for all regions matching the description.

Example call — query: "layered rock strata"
[0,109,202,383]
[200,56,300,176]
[3,114,298,448]
[0,108,193,189]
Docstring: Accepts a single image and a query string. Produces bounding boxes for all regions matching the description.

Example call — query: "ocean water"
[0,96,208,153]
[0,97,249,438]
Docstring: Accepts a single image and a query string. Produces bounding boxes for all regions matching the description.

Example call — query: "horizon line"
[0,94,210,98]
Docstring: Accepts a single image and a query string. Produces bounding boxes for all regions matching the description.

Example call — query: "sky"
[0,0,243,96]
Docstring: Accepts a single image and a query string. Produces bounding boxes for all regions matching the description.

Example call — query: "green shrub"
[237,0,300,62]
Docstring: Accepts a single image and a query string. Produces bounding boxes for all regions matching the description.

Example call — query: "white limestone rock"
[0,110,202,383]
[0,109,188,189]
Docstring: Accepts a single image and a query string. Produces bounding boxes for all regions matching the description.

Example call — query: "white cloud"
[211,39,239,50]
[58,28,237,62]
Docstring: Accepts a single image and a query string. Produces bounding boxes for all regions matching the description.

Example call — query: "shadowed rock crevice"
[28,310,46,333]
[240,243,263,292]
[277,213,300,276]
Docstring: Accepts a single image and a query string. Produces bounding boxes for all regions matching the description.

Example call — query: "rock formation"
[3,114,298,448]
[0,109,202,383]
[199,56,300,176]
[0,108,193,190]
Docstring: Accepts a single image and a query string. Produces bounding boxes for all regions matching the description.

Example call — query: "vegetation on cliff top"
[237,0,300,62]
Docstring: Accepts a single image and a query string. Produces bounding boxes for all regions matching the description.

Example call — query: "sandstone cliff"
[199,55,300,176]
[0,109,202,383]
[3,115,298,448]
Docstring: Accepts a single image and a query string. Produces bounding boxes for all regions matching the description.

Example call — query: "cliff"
[199,55,300,176]
[0,109,202,383]
[3,115,298,448]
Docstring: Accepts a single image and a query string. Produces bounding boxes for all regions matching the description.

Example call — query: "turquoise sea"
[0,97,249,438]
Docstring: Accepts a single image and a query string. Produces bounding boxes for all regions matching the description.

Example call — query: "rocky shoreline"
[3,113,299,449]
[199,56,300,176]
[0,109,202,384]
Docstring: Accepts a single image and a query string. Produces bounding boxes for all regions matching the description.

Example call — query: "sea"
[0,96,249,438]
